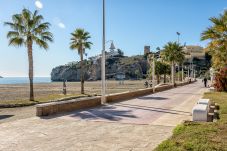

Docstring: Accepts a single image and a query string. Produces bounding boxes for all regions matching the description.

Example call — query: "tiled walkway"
[60,85,199,125]
[0,81,207,151]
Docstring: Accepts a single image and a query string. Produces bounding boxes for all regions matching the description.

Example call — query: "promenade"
[0,81,206,151]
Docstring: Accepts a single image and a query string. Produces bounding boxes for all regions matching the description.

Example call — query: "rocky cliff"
[51,55,149,81]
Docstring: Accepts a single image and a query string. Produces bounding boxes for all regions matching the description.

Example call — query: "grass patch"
[0,94,88,107]
[155,92,227,151]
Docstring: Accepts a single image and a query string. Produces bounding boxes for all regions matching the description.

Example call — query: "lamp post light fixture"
[176,32,180,44]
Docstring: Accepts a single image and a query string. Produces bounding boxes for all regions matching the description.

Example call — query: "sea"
[0,77,51,84]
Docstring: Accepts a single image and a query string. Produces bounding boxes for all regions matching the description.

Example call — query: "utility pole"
[101,0,106,104]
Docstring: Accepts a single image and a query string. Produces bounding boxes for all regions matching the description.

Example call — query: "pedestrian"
[63,79,67,95]
[144,81,148,88]
[203,77,208,87]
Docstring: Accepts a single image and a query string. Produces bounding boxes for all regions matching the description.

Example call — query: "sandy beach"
[0,80,147,103]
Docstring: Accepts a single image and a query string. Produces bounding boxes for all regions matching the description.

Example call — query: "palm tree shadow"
[42,105,137,121]
[69,105,137,121]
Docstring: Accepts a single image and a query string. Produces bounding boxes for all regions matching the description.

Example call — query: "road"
[0,81,207,151]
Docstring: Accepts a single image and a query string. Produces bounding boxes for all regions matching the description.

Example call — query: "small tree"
[148,61,170,84]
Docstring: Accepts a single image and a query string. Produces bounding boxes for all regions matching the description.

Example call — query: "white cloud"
[58,22,66,29]
[53,17,66,29]
[35,0,43,10]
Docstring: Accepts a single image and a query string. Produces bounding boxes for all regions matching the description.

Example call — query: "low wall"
[36,96,101,116]
[106,88,153,103]
[36,80,195,116]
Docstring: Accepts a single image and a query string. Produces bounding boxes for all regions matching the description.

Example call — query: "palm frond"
[8,37,24,47]
[5,8,53,50]
[70,28,92,52]
[33,37,48,49]
[7,31,20,39]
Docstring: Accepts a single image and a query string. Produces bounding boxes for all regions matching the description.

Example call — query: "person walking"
[203,77,208,87]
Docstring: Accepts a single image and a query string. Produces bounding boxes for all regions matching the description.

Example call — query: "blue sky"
[0,0,226,77]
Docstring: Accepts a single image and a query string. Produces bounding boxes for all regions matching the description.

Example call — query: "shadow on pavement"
[138,96,168,100]
[41,105,137,121]
[69,105,137,121]
[0,115,14,120]
[115,103,191,115]
[160,92,202,95]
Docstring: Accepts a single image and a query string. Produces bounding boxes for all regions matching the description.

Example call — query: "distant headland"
[0,76,3,78]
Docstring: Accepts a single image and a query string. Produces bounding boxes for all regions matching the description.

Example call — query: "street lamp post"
[101,0,106,104]
[152,54,155,93]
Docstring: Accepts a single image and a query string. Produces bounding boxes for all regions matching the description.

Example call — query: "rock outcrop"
[51,55,149,81]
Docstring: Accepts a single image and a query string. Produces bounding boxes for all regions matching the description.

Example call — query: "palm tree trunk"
[156,75,160,84]
[173,63,176,85]
[164,73,166,83]
[80,50,84,94]
[171,61,175,86]
[27,42,34,101]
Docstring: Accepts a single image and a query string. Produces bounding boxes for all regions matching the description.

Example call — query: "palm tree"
[4,9,53,101]
[162,42,185,85]
[70,28,92,94]
[201,10,227,70]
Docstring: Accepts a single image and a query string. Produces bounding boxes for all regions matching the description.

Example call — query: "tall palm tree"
[162,42,185,85]
[70,28,92,94]
[201,10,227,70]
[4,9,53,101]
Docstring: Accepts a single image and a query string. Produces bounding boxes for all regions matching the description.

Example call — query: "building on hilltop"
[183,45,205,60]
[144,46,150,55]
[106,41,121,58]
[89,41,122,64]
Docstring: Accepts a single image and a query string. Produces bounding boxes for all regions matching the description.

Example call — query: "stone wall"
[36,96,101,116]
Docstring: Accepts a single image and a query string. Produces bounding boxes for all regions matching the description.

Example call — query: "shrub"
[214,67,227,92]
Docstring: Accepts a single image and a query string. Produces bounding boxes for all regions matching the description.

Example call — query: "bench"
[209,87,215,92]
[197,99,210,106]
[192,104,208,121]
